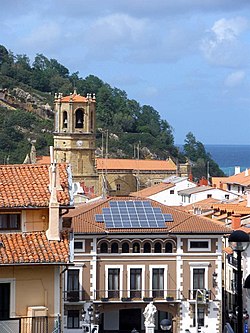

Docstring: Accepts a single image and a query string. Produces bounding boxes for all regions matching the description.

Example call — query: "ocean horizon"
[178,144,250,177]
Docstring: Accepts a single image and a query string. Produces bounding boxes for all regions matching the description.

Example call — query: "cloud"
[224,70,246,87]
[200,16,250,67]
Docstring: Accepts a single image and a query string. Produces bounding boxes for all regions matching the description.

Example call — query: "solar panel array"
[95,201,173,229]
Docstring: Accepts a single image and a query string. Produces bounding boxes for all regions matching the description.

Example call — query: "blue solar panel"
[164,214,174,222]
[95,214,104,222]
[100,201,168,229]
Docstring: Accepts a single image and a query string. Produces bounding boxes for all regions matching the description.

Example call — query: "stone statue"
[143,302,157,326]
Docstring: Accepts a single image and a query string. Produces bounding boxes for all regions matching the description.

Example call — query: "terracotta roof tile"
[96,158,176,171]
[68,197,231,235]
[225,169,250,186]
[0,164,70,208]
[58,93,95,103]
[0,231,70,265]
[130,183,174,198]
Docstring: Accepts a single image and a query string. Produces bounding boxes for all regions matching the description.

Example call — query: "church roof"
[96,158,177,171]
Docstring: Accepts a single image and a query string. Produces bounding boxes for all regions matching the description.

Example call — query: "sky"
[1,0,250,145]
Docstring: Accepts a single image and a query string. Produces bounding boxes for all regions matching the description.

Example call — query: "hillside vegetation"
[0,45,224,179]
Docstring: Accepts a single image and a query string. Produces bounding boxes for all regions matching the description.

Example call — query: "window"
[63,111,68,128]
[165,243,173,253]
[143,242,151,253]
[116,184,121,191]
[228,184,231,191]
[207,194,212,198]
[122,242,129,253]
[75,109,84,128]
[170,190,174,195]
[100,242,108,253]
[74,241,84,251]
[130,269,142,298]
[67,270,79,302]
[0,283,10,319]
[154,242,162,253]
[193,268,205,299]
[111,242,119,253]
[225,194,229,200]
[188,240,210,251]
[193,306,205,327]
[67,310,80,328]
[108,268,120,298]
[0,214,20,230]
[152,268,164,298]
[133,242,140,253]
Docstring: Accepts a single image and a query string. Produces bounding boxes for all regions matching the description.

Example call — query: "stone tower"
[53,91,98,189]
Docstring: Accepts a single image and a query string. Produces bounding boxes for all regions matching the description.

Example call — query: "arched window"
[122,242,129,253]
[133,242,140,253]
[100,242,108,253]
[143,242,151,253]
[75,109,84,128]
[154,242,162,253]
[165,242,173,253]
[63,111,68,128]
[111,242,119,253]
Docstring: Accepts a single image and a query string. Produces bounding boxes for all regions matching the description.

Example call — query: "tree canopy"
[0,45,224,179]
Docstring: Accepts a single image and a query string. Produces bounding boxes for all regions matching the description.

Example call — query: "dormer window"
[75,109,84,129]
[0,214,21,230]
[63,111,68,128]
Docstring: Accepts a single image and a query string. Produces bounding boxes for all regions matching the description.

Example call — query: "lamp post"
[228,230,250,333]
[82,305,100,333]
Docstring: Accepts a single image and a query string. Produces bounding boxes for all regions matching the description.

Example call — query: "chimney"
[245,169,249,177]
[231,214,241,230]
[46,147,60,241]
[235,166,241,175]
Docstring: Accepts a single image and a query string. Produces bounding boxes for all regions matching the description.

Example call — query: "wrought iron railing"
[63,290,86,302]
[94,289,182,301]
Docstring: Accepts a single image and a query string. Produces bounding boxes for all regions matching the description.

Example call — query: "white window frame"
[127,265,145,298]
[74,240,85,252]
[149,264,168,298]
[189,262,209,292]
[105,265,123,299]
[0,278,16,318]
[188,239,211,252]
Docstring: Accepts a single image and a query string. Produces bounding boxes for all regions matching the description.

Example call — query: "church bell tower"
[53,91,98,188]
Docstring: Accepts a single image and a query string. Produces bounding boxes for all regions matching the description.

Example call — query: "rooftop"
[0,164,71,208]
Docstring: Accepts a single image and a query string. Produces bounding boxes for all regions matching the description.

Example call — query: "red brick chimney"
[231,214,241,230]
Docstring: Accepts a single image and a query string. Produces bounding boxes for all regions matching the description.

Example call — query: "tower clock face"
[76,140,83,147]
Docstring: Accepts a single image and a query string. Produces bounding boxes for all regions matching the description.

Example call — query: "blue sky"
[1,0,250,145]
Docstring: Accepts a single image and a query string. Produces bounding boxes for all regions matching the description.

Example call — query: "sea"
[178,144,250,177]
[205,145,250,176]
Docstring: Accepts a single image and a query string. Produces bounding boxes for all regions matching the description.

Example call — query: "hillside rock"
[0,88,54,118]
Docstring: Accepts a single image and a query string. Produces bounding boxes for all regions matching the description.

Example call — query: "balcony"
[63,290,86,302]
[94,289,183,302]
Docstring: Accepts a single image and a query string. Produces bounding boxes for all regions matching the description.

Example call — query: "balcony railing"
[63,290,86,302]
[188,289,212,302]
[94,289,183,301]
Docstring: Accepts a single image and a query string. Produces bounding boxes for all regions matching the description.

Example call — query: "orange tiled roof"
[0,231,70,265]
[130,183,174,198]
[0,164,70,208]
[36,155,51,164]
[96,158,176,171]
[225,169,250,186]
[58,93,95,103]
[68,197,231,235]
[183,197,220,212]
[212,201,250,215]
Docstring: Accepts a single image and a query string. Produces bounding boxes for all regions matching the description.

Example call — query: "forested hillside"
[0,45,224,179]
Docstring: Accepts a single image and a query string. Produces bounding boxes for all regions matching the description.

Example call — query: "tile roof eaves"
[0,261,71,266]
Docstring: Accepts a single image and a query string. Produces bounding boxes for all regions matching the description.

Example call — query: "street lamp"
[229,230,250,333]
[82,305,100,333]
[160,319,172,331]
